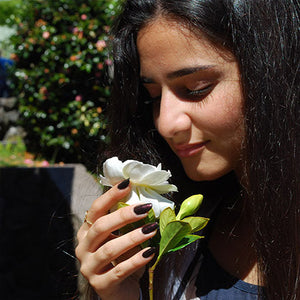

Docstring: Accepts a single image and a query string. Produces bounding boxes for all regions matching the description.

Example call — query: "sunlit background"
[0,0,121,171]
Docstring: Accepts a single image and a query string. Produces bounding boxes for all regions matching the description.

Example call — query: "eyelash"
[144,84,214,105]
[184,84,214,100]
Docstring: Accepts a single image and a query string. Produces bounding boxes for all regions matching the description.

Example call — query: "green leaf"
[117,202,129,209]
[158,221,191,260]
[181,216,209,233]
[159,207,176,234]
[145,207,156,223]
[167,234,203,253]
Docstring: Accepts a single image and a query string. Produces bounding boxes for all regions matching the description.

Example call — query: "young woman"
[75,0,299,299]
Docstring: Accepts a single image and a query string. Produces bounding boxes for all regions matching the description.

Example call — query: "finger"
[87,178,131,223]
[88,222,158,273]
[80,203,154,252]
[88,247,156,292]
[77,179,131,239]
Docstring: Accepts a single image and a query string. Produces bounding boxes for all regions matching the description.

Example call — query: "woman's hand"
[75,179,157,300]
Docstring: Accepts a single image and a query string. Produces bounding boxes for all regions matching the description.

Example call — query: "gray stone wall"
[0,97,23,141]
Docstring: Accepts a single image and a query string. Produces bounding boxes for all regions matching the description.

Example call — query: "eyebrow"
[141,65,216,83]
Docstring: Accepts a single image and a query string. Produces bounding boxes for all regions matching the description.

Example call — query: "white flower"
[100,156,177,218]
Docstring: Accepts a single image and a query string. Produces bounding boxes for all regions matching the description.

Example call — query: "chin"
[184,166,232,182]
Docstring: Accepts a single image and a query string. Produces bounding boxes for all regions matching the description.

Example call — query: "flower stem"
[148,259,159,300]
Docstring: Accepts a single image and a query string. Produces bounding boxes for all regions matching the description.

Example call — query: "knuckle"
[76,230,81,241]
[75,245,81,260]
[79,263,90,278]
[93,220,105,235]
[129,231,141,245]
[100,243,114,261]
[113,264,126,280]
[89,275,102,290]
[91,200,102,213]
[131,255,143,270]
[118,206,131,222]
[76,226,85,241]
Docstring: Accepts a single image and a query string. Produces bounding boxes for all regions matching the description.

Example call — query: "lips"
[173,141,210,158]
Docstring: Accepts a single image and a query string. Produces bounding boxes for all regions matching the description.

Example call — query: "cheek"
[204,85,244,136]
[194,106,242,134]
[214,104,243,133]
[215,98,245,155]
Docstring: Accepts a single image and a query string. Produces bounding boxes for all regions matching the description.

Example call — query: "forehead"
[137,17,233,76]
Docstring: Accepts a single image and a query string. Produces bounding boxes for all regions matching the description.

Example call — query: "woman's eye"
[143,83,214,105]
[183,84,214,100]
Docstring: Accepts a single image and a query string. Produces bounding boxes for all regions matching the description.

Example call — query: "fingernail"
[117,178,130,189]
[141,222,158,234]
[142,247,156,258]
[134,203,152,215]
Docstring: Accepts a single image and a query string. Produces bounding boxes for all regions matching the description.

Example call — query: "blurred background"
[0,0,122,299]
[0,0,121,170]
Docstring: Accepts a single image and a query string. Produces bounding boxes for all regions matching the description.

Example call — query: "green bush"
[9,0,120,168]
[0,0,22,26]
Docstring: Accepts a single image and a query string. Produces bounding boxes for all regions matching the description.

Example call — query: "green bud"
[176,194,203,220]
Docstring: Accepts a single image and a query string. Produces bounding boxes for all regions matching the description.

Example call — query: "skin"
[76,183,156,300]
[139,18,245,182]
[139,17,258,284]
[76,16,257,300]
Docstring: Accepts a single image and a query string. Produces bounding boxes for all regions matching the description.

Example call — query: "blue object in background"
[0,56,14,97]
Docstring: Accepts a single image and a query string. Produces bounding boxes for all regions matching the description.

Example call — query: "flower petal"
[99,175,113,187]
[123,160,156,182]
[159,199,176,213]
[100,157,178,218]
[139,187,175,218]
[139,170,171,185]
[125,188,141,205]
[125,188,162,219]
[150,183,178,193]
[102,157,125,185]
[138,193,160,218]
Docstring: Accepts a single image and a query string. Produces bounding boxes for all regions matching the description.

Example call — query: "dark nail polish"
[134,203,152,215]
[142,247,156,258]
[141,222,158,234]
[117,178,130,189]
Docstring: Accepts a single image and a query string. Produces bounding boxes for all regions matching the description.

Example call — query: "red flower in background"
[35,19,47,27]
[70,55,77,61]
[97,63,104,70]
[10,53,19,62]
[105,59,112,66]
[75,95,82,102]
[96,40,106,51]
[42,31,50,39]
[39,86,48,95]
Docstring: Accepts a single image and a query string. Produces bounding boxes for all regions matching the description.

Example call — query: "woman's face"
[137,17,244,181]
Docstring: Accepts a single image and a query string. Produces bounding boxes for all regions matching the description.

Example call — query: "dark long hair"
[103,0,300,299]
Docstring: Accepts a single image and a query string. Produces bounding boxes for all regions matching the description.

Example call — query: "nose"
[155,88,191,140]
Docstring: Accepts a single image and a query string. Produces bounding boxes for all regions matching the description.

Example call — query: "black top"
[194,248,264,299]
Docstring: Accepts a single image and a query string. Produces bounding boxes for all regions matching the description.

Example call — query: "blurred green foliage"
[9,0,121,168]
[0,138,26,166]
[0,0,22,26]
